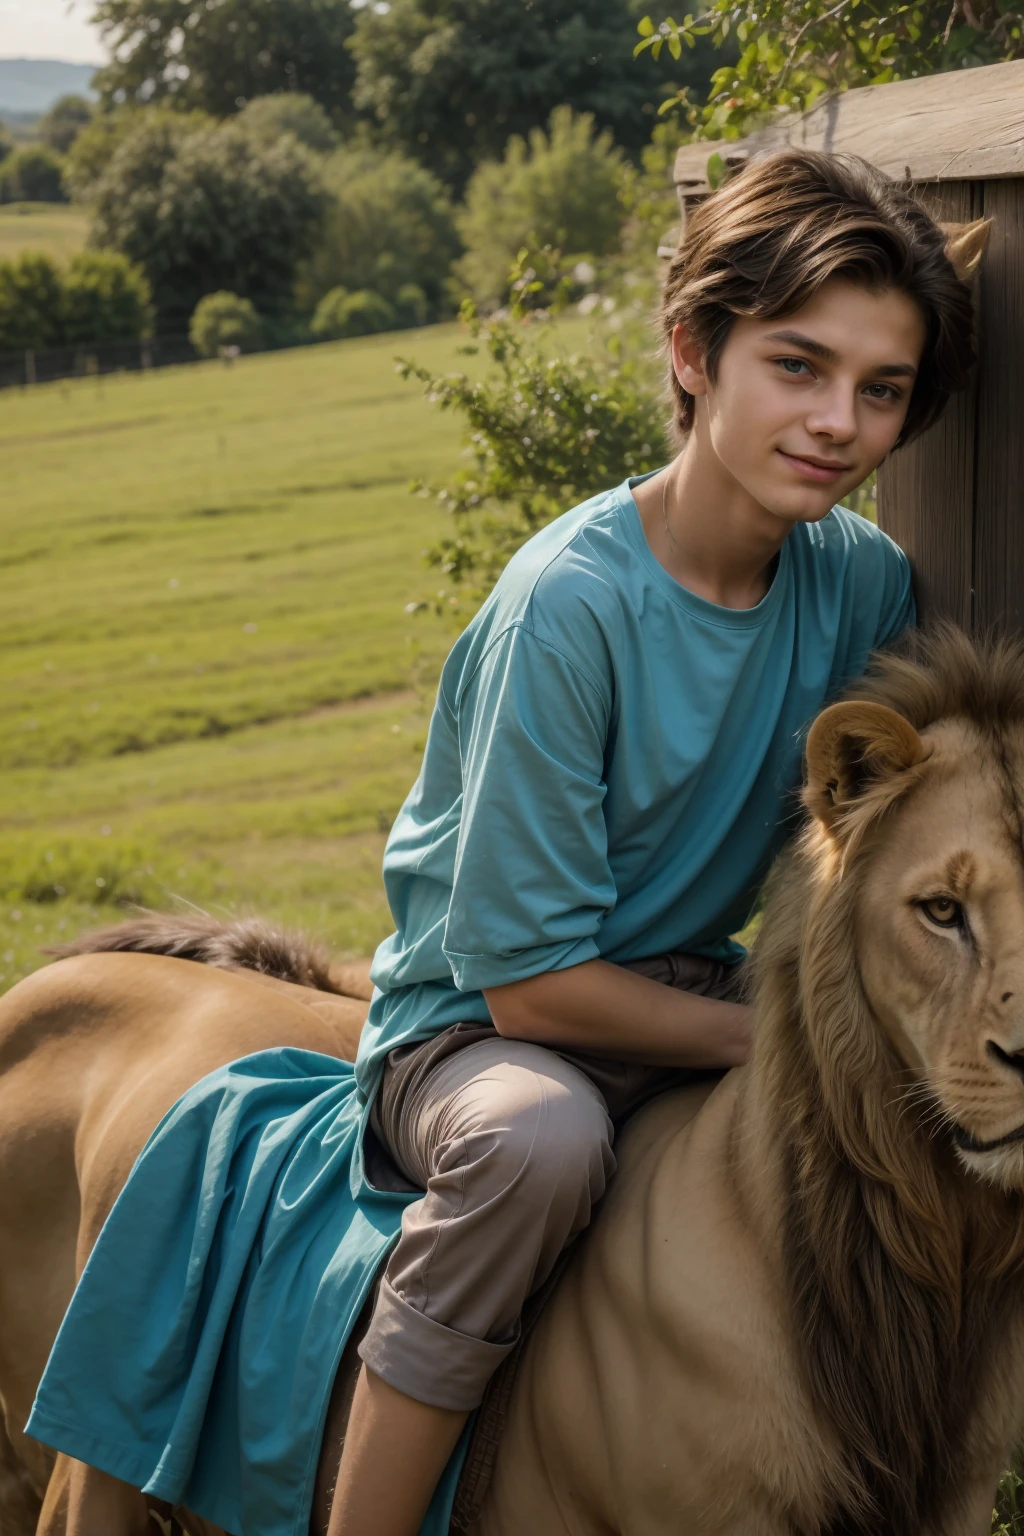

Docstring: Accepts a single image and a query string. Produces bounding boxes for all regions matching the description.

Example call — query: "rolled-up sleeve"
[442,622,615,992]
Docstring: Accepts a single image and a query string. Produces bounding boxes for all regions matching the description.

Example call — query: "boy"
[329,149,976,1535]
[56,147,977,1536]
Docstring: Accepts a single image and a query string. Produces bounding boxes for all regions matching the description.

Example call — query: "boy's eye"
[777,357,811,376]
[865,382,900,401]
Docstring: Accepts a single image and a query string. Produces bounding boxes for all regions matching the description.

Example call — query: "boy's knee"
[491,1068,614,1206]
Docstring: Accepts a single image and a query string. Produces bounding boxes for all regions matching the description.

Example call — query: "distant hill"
[0,59,99,117]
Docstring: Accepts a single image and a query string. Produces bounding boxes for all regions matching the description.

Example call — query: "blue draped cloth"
[26,1047,470,1536]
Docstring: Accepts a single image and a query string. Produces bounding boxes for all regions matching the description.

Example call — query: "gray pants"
[357,953,744,1411]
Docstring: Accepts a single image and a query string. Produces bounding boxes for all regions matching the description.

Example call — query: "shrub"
[0,144,67,204]
[38,94,94,156]
[190,291,264,357]
[311,286,396,340]
[0,249,153,353]
[296,145,458,320]
[455,107,631,309]
[91,117,326,327]
[0,252,66,352]
[236,93,340,154]
[400,255,668,615]
[63,251,153,345]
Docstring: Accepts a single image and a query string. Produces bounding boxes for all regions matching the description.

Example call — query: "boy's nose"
[805,391,858,442]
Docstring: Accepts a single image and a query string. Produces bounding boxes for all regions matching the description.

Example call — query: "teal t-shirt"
[358,474,913,1079]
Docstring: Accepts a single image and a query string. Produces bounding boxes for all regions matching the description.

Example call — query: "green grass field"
[0,201,90,262]
[0,324,495,988]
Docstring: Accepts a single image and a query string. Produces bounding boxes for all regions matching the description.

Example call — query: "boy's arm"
[483,958,753,1070]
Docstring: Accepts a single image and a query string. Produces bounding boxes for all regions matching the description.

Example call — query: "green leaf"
[706,150,726,188]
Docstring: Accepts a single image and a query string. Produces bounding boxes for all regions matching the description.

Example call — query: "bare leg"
[65,1461,150,1536]
[327,1365,467,1536]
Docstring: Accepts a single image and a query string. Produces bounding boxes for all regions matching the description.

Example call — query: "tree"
[296,146,460,320]
[64,106,211,201]
[637,0,1024,138]
[349,0,669,191]
[456,107,631,308]
[236,93,340,153]
[38,95,94,155]
[189,292,264,356]
[0,254,66,351]
[91,0,358,121]
[0,145,67,204]
[90,118,327,326]
[63,251,153,344]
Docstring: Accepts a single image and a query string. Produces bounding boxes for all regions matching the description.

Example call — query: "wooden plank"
[972,178,1024,632]
[876,182,978,629]
[675,59,1024,191]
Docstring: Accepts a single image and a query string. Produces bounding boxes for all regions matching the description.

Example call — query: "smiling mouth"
[777,450,853,481]
[951,1120,1024,1155]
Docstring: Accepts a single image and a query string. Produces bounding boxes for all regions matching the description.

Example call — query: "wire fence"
[0,334,201,393]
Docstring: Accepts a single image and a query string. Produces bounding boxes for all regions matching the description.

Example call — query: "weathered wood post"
[674,61,1024,631]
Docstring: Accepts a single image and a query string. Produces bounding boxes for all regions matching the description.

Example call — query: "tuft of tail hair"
[47,913,363,996]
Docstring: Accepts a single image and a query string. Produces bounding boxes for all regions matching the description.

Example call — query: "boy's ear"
[939,218,992,283]
[670,322,708,398]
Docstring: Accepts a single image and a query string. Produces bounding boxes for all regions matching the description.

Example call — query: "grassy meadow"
[0,201,90,262]
[0,322,505,989]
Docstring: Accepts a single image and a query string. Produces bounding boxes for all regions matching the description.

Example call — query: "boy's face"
[672,277,928,524]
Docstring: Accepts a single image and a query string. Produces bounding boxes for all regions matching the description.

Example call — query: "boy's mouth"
[777,449,853,485]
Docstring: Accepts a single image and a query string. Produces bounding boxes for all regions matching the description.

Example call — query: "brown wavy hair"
[661,149,977,445]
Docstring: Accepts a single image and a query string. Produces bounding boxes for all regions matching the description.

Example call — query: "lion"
[4,624,1024,1536]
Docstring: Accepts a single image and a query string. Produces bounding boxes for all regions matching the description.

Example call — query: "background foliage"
[347,0,668,190]
[189,290,264,357]
[400,265,668,613]
[456,107,632,308]
[89,117,326,326]
[638,0,1024,137]
[0,144,67,204]
[37,95,94,156]
[0,248,151,351]
[296,144,460,321]
[90,0,359,121]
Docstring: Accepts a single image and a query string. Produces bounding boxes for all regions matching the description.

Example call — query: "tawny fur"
[751,623,1024,1534]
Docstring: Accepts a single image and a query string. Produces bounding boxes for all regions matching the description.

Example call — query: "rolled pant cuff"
[358,1277,517,1411]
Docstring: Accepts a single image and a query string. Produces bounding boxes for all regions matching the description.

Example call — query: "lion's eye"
[919,896,963,929]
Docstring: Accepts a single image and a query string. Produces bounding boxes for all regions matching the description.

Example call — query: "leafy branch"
[398,248,668,619]
[635,0,1024,137]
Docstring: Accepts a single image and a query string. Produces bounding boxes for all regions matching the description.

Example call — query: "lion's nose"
[987,1039,1024,1079]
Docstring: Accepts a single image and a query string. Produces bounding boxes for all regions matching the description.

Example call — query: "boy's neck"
[634,429,805,612]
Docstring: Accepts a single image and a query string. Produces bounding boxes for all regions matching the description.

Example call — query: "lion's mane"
[751,625,1024,1536]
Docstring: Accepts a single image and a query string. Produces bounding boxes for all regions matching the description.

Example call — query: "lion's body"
[6,631,1024,1535]
[0,948,367,1534]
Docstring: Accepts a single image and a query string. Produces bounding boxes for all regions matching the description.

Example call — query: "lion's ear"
[805,701,930,834]
[939,217,992,283]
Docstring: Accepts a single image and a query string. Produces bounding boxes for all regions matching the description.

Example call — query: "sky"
[0,0,106,63]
